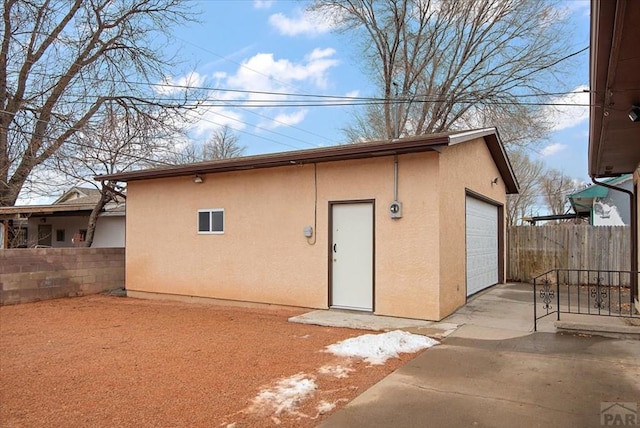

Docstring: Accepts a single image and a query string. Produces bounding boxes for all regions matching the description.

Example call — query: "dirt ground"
[0,295,420,427]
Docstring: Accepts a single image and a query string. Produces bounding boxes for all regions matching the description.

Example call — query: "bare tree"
[0,0,196,206]
[505,148,544,226]
[204,126,245,160]
[539,168,581,218]
[312,0,572,146]
[173,126,245,163]
[52,103,181,246]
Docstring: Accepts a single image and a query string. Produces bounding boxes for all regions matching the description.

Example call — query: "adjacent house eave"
[0,204,96,219]
[588,0,640,177]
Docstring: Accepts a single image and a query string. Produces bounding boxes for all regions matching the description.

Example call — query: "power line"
[0,105,313,150]
[0,111,309,153]
[9,57,594,105]
[1,95,594,111]
[201,109,318,148]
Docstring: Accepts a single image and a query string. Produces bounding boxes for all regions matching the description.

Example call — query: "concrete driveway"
[319,283,640,428]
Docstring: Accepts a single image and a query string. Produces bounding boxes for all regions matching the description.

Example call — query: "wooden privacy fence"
[507,225,631,283]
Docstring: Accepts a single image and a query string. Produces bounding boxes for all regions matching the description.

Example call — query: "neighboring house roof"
[96,128,519,194]
[100,202,126,216]
[588,0,640,177]
[0,203,96,219]
[0,187,125,220]
[53,187,103,205]
[524,212,590,225]
[568,174,632,213]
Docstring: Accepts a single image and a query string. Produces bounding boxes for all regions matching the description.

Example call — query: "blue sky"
[164,0,593,183]
[160,0,593,183]
[160,0,370,152]
[9,0,592,209]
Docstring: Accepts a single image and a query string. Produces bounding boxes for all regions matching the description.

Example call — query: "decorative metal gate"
[533,269,638,331]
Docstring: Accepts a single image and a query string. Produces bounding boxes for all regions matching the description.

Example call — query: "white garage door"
[465,196,499,296]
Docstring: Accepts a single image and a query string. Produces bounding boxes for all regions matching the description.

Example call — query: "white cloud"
[544,85,590,131]
[268,10,334,36]
[227,50,338,91]
[306,47,335,61]
[187,107,245,138]
[253,0,274,9]
[155,71,205,95]
[540,143,567,157]
[270,109,308,128]
[157,79,248,140]
[180,49,339,145]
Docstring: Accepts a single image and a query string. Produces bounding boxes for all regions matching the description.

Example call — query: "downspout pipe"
[591,175,637,302]
[394,155,399,201]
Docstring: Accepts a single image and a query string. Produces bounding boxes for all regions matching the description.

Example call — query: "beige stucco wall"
[126,164,324,308]
[125,139,507,321]
[126,153,444,319]
[437,138,508,319]
[318,154,441,320]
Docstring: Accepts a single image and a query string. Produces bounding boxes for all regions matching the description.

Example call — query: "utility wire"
[0,113,308,152]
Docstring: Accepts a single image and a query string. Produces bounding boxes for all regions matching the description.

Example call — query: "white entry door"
[331,202,373,311]
[465,196,499,296]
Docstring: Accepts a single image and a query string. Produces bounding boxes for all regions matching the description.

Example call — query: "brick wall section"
[0,248,125,305]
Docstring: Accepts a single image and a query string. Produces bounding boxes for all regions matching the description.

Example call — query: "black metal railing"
[533,269,638,331]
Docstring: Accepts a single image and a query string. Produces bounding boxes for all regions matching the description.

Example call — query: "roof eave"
[483,130,519,194]
[0,203,97,218]
[96,136,452,182]
[589,0,607,177]
[95,128,519,194]
[588,0,640,177]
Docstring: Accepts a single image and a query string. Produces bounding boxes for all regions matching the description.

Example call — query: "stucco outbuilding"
[99,128,517,321]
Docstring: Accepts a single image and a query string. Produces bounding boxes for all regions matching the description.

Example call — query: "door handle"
[333,243,337,253]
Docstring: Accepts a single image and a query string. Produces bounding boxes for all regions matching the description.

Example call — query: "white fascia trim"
[448,128,497,146]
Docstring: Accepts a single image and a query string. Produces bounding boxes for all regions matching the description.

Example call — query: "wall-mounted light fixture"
[629,105,640,122]
[193,174,204,184]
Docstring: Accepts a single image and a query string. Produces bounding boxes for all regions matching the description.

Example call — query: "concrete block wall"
[0,248,125,305]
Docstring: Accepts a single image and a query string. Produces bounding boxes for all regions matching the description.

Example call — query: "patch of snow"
[316,400,336,414]
[249,373,317,416]
[325,330,439,365]
[318,364,354,378]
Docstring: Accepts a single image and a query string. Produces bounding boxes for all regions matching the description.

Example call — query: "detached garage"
[98,128,518,321]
